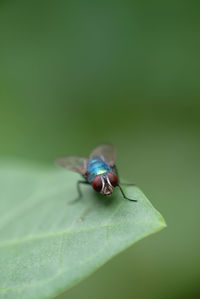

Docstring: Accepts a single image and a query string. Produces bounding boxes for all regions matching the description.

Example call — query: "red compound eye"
[92,176,103,192]
[107,173,118,187]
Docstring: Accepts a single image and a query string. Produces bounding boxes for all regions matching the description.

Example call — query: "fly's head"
[92,173,118,196]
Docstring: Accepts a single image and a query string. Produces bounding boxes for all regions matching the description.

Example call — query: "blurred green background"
[0,0,200,298]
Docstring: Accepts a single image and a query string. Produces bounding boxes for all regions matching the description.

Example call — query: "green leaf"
[0,161,166,299]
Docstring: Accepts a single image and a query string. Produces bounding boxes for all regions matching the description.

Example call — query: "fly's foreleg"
[118,185,137,202]
[112,165,137,202]
[68,180,89,204]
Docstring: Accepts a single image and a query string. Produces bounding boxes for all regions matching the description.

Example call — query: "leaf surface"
[0,162,166,299]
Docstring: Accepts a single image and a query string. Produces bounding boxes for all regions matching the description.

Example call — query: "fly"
[55,144,137,202]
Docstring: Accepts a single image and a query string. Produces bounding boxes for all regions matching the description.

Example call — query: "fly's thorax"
[87,157,112,183]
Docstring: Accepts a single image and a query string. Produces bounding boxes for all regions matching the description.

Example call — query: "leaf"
[0,161,166,299]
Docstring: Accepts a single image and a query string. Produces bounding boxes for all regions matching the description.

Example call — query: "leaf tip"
[157,213,167,230]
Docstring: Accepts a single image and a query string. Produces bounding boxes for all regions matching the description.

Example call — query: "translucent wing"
[90,144,116,166]
[55,156,88,175]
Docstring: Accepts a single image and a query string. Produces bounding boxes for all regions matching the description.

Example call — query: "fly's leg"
[69,180,89,204]
[112,165,137,202]
[118,185,137,202]
[77,180,89,198]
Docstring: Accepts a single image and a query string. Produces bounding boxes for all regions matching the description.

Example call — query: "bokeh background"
[0,0,200,298]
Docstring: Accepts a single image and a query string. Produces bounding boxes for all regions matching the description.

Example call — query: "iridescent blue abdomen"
[87,158,113,183]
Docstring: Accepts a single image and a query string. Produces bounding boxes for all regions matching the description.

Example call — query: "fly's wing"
[55,156,88,175]
[89,144,116,166]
